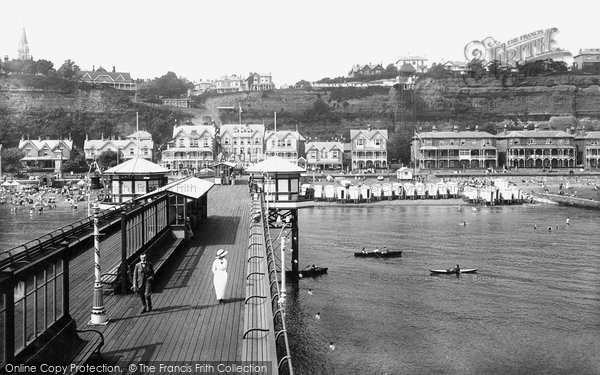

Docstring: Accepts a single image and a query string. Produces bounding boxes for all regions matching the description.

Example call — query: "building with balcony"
[396,56,428,73]
[572,48,600,73]
[84,131,154,162]
[305,142,344,171]
[350,128,388,171]
[247,72,275,91]
[412,128,498,170]
[79,66,137,91]
[214,75,248,93]
[495,129,576,169]
[19,136,73,172]
[219,123,265,168]
[161,125,216,170]
[580,131,600,169]
[264,130,305,164]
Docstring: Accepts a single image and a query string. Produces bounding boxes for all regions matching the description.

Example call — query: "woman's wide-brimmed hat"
[216,249,228,258]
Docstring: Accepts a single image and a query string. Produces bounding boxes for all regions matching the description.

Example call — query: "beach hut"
[349,186,360,203]
[213,162,236,185]
[396,167,413,181]
[447,182,459,198]
[336,186,347,203]
[392,183,403,199]
[360,185,371,202]
[382,183,393,200]
[324,185,336,201]
[425,183,438,199]
[403,183,415,199]
[415,182,426,199]
[314,184,323,201]
[371,184,382,201]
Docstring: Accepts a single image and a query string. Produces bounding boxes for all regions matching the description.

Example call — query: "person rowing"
[451,264,460,273]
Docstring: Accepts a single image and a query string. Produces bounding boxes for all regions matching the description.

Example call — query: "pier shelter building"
[104,157,169,203]
[412,129,498,170]
[161,124,216,171]
[305,141,344,171]
[350,128,388,171]
[496,129,576,169]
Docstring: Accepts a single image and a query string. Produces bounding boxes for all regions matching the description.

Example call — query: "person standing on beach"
[133,253,154,314]
[212,249,229,304]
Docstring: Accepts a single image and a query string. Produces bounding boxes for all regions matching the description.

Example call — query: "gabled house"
[84,131,154,162]
[247,72,275,91]
[219,123,265,167]
[79,66,137,90]
[350,127,388,171]
[264,130,305,164]
[305,142,344,171]
[161,125,216,170]
[19,136,73,172]
[348,63,385,78]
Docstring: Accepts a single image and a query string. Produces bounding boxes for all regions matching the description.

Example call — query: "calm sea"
[1,202,599,374]
[0,205,88,252]
[289,203,600,375]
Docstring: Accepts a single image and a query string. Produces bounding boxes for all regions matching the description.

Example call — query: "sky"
[1,0,598,86]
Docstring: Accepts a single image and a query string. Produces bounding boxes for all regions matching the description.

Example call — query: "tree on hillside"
[138,71,193,98]
[0,147,25,173]
[62,149,88,173]
[486,60,503,78]
[385,63,398,75]
[466,59,485,78]
[427,63,451,79]
[294,80,311,88]
[57,59,80,79]
[96,150,120,170]
[35,59,55,75]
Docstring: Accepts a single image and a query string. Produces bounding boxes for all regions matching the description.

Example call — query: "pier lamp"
[88,202,109,325]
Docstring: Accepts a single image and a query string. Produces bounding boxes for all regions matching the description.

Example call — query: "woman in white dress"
[212,249,228,304]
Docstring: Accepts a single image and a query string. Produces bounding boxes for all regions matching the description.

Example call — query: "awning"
[167,177,214,199]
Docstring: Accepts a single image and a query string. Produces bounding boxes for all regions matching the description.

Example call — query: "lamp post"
[88,202,109,325]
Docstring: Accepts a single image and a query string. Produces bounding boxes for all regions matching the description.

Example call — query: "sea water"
[288,203,600,374]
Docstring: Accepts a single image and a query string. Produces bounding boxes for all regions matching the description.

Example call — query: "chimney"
[112,66,116,73]
[367,123,372,131]
[3,55,8,63]
[92,65,95,72]
[38,136,41,141]
[453,125,458,133]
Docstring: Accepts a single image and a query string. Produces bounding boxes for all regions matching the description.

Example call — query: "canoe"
[286,267,328,278]
[354,250,402,258]
[429,268,477,274]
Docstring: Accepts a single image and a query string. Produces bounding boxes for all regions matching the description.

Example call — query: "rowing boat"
[354,250,402,258]
[429,268,477,274]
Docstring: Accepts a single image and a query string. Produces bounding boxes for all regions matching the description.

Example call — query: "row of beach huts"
[306,179,525,205]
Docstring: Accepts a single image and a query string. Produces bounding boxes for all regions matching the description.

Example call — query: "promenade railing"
[259,194,294,375]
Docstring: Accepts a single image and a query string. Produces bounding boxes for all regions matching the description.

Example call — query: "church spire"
[18,27,32,60]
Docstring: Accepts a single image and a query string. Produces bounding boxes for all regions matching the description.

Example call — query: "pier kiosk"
[103,157,169,203]
[247,156,314,281]
[213,161,236,185]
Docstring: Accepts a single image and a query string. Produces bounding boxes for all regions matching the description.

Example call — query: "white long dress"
[212,258,228,300]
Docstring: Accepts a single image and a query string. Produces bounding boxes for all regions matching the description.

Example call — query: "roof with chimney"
[417,131,494,139]
[350,129,388,140]
[497,130,574,138]
[79,66,134,83]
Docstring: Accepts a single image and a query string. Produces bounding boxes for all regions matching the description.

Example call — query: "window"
[26,148,32,156]
[375,138,381,146]
[203,139,209,147]
[439,141,444,146]
[546,138,552,144]
[310,151,316,158]
[143,148,149,156]
[191,138,199,147]
[255,138,260,144]
[460,139,465,145]
[527,139,535,145]
[224,138,230,145]
[357,139,364,146]
[130,148,135,155]
[286,139,292,147]
[178,139,185,147]
[459,150,470,156]
[332,151,338,158]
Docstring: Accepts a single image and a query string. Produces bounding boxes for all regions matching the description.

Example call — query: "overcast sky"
[1,0,597,86]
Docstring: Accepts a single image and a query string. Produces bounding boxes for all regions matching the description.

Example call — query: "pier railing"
[259,194,294,375]
[0,201,137,272]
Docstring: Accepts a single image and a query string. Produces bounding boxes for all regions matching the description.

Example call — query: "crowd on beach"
[0,184,93,213]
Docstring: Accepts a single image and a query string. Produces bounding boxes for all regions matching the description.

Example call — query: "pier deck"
[68,185,253,368]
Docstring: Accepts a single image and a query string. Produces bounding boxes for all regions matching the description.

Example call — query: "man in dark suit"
[133,253,154,314]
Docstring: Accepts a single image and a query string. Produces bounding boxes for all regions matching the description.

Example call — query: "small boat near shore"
[286,266,328,278]
[354,250,403,258]
[429,268,477,274]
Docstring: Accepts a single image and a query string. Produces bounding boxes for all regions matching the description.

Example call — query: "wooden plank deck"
[67,184,260,369]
